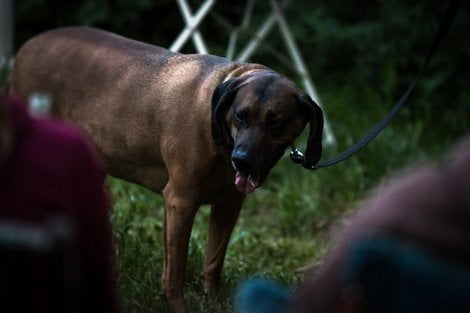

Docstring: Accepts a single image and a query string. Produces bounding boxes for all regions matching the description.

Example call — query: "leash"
[291,0,463,170]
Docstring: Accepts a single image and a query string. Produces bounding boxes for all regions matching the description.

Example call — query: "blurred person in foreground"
[237,135,470,313]
[0,89,119,313]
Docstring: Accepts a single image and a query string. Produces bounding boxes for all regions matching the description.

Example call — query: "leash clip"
[290,147,305,165]
[290,146,318,170]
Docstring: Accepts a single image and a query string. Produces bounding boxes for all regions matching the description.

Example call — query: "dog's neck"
[224,64,271,81]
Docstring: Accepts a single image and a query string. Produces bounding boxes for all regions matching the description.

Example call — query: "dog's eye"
[267,119,283,129]
[265,111,283,129]
[234,110,248,125]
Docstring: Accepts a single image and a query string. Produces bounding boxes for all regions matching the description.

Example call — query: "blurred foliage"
[14,0,470,145]
[12,1,470,312]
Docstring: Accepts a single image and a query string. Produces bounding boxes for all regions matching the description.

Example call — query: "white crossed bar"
[170,0,215,54]
[170,0,335,144]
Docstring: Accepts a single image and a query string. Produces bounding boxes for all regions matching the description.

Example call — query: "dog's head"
[212,72,323,193]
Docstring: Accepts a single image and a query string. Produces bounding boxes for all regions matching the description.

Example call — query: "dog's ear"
[299,93,324,167]
[211,77,247,146]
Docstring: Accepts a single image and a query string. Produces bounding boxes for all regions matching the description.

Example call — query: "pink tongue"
[235,171,260,194]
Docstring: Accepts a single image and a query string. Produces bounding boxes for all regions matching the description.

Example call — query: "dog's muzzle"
[231,148,260,194]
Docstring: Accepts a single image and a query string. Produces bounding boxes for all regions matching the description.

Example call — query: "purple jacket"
[0,96,118,313]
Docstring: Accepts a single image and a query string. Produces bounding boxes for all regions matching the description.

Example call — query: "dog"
[10,27,323,313]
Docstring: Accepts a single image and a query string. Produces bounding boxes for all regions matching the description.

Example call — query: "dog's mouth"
[231,148,284,194]
[234,171,261,194]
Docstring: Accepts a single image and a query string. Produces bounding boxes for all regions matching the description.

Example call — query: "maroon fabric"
[0,96,119,313]
[292,136,470,313]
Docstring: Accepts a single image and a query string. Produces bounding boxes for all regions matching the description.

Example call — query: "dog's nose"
[232,149,254,173]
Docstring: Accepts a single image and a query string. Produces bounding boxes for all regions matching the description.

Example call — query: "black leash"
[291,0,463,170]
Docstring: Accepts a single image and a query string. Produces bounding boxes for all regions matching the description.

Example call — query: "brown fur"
[10,27,323,312]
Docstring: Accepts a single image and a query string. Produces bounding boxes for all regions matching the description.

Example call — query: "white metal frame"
[170,0,215,54]
[171,0,336,143]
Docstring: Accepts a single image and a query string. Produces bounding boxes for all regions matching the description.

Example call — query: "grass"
[109,82,469,312]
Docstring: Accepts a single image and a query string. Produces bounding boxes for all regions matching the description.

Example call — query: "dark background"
[13,0,470,143]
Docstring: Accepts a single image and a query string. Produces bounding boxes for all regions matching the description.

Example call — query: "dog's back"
[12,27,170,100]
[10,27,237,190]
[10,26,233,110]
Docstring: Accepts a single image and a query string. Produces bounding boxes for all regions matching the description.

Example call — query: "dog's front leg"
[162,185,198,313]
[203,193,245,297]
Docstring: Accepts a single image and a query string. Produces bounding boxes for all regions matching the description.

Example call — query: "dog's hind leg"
[203,194,245,297]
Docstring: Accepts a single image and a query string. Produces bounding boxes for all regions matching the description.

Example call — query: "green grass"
[110,83,469,312]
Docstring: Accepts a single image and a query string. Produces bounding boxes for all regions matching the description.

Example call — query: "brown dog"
[10,27,323,312]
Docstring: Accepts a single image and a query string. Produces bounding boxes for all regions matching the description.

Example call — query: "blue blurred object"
[235,279,291,313]
[345,236,470,313]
